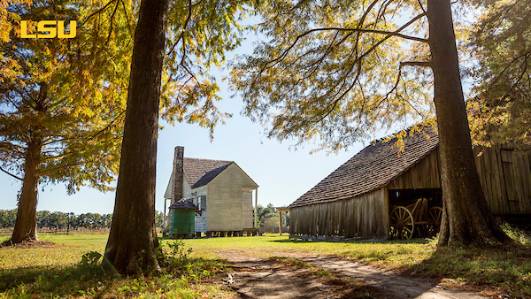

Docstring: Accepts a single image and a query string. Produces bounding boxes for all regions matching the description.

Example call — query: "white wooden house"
[164,147,259,235]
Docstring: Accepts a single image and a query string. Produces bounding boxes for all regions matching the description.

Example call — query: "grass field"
[0,232,530,298]
[0,233,233,298]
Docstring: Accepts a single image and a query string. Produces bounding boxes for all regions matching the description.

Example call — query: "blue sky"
[0,79,371,213]
[0,26,412,215]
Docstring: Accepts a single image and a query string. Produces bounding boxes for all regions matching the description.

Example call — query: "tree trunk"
[9,137,42,244]
[427,0,509,246]
[103,0,168,275]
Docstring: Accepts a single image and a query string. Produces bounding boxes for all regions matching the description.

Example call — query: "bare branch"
[79,0,117,27]
[417,0,427,15]
[120,0,134,36]
[0,166,22,181]
[167,0,193,56]
[106,0,121,44]
[261,12,427,74]
[374,59,432,111]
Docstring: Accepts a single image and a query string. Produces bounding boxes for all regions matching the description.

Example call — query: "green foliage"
[0,209,165,230]
[256,203,276,227]
[0,210,16,228]
[80,251,103,266]
[501,223,531,246]
[232,0,434,150]
[0,0,133,192]
[467,0,530,147]
[163,240,193,269]
[160,240,226,283]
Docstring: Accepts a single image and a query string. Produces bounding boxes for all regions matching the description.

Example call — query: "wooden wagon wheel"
[429,207,443,229]
[389,206,415,240]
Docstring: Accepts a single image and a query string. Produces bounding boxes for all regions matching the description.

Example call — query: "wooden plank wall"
[387,149,441,189]
[475,146,531,215]
[288,145,529,239]
[386,145,531,215]
[289,189,388,238]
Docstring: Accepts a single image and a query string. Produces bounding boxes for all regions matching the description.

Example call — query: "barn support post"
[254,187,259,229]
[277,207,288,235]
[278,209,282,235]
[163,198,167,231]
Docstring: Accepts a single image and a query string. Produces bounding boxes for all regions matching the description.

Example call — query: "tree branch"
[400,61,432,68]
[318,27,428,43]
[0,166,22,181]
[261,13,427,74]
[80,0,117,27]
[167,0,193,56]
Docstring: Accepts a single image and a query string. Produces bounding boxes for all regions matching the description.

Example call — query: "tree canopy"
[0,0,132,192]
[233,0,435,150]
[0,0,133,243]
[467,0,530,147]
[232,0,509,246]
[160,0,247,135]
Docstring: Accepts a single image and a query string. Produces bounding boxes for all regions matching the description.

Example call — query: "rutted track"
[218,252,488,299]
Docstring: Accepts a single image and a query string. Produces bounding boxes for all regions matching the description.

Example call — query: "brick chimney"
[172,146,184,203]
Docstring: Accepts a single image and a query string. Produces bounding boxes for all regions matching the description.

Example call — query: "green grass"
[183,234,437,268]
[0,232,529,298]
[0,233,232,298]
[0,233,107,270]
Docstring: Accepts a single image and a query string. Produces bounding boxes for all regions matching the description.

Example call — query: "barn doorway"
[387,188,442,239]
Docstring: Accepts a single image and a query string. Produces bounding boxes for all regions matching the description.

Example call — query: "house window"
[200,195,207,211]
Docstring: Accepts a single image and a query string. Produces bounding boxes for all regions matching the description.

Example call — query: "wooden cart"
[389,198,443,239]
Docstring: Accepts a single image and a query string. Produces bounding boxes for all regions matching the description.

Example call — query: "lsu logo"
[20,20,77,39]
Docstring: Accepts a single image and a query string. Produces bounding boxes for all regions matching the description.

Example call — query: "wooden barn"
[289,128,531,239]
[164,146,259,236]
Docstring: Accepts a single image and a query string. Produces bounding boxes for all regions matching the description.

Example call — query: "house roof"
[183,158,233,188]
[289,127,439,208]
[164,155,258,199]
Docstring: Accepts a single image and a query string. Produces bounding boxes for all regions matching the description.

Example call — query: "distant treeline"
[0,210,164,230]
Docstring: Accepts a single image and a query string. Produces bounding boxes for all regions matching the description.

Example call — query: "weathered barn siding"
[475,146,531,215]
[387,149,441,189]
[289,189,388,238]
[207,163,257,231]
[388,146,531,215]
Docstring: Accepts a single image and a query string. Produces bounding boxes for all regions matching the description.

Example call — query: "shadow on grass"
[402,244,531,298]
[270,236,530,297]
[270,237,432,245]
[0,257,229,297]
[0,263,110,297]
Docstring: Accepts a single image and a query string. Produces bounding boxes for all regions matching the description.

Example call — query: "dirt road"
[218,252,489,299]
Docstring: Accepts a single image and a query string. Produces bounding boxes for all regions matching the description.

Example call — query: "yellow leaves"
[0,0,31,42]
[0,0,131,190]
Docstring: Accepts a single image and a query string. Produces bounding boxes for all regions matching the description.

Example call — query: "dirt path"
[217,252,488,299]
[301,256,486,299]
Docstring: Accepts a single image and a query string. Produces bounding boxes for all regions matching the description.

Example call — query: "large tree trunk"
[427,0,509,246]
[103,0,168,275]
[9,137,42,244]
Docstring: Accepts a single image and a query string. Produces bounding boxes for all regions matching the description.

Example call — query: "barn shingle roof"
[184,158,233,188]
[289,128,439,208]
